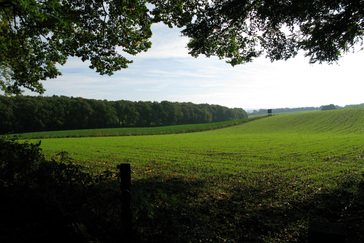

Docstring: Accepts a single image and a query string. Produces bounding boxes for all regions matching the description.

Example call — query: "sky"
[23,23,364,111]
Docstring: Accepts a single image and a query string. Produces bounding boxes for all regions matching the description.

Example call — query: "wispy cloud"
[145,69,215,79]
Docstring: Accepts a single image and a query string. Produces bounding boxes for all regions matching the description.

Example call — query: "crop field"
[31,107,364,242]
[12,118,254,139]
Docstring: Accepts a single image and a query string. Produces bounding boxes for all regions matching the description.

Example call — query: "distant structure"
[268,109,273,116]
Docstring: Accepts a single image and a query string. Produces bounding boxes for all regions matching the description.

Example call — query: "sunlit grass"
[27,107,364,242]
[11,118,256,139]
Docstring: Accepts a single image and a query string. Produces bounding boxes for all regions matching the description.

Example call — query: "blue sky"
[24,23,364,110]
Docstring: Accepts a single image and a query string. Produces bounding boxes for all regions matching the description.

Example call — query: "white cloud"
[120,23,190,60]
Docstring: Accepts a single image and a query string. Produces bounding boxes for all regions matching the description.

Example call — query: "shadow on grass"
[1,138,363,242]
[131,175,364,242]
[1,171,363,242]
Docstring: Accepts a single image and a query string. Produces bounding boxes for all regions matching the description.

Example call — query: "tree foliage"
[182,0,364,65]
[0,0,153,94]
[0,95,247,134]
[321,104,337,111]
[1,0,363,94]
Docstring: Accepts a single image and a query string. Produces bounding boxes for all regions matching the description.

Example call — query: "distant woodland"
[248,107,320,116]
[248,103,364,116]
[0,95,247,134]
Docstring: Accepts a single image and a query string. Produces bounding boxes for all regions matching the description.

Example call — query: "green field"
[32,107,364,242]
[11,118,256,139]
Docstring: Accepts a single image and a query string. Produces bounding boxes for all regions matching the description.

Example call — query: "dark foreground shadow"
[1,170,363,243]
[1,139,363,242]
[132,175,364,243]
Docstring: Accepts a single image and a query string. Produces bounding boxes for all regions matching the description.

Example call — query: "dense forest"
[0,95,247,134]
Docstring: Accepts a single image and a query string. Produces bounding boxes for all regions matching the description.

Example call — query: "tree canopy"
[0,95,247,134]
[1,0,363,94]
[182,0,364,65]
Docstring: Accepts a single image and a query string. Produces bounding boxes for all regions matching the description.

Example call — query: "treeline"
[248,107,319,116]
[344,103,364,109]
[0,95,247,134]
[248,103,364,116]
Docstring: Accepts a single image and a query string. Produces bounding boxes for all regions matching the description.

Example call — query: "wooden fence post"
[118,164,132,242]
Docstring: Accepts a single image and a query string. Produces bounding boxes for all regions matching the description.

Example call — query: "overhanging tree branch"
[0,0,363,95]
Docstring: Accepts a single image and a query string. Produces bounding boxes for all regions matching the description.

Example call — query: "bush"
[0,137,122,242]
[0,138,43,187]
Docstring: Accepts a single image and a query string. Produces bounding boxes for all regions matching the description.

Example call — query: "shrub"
[0,137,122,242]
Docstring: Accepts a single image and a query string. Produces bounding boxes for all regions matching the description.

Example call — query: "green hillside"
[17,107,364,242]
[235,107,364,134]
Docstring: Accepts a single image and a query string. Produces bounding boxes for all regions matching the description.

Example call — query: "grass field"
[30,107,364,242]
[11,118,256,139]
